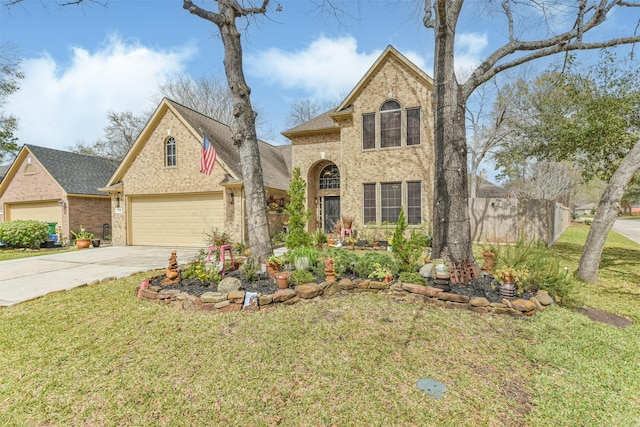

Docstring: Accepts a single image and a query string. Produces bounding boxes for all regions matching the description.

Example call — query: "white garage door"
[129,193,224,247]
[7,201,61,224]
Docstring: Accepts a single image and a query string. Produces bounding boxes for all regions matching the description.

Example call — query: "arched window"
[165,137,176,167]
[380,100,401,148]
[319,164,340,190]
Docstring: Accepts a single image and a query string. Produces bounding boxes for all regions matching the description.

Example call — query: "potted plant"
[341,214,354,229]
[495,265,529,298]
[344,235,357,248]
[71,227,94,249]
[368,263,393,283]
[333,219,343,233]
[266,255,283,278]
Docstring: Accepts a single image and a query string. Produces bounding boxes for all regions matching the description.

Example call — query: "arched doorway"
[307,162,340,233]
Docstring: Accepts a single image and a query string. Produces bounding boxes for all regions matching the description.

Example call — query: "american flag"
[200,135,216,175]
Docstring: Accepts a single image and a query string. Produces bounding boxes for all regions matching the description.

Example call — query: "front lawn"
[0,246,77,262]
[0,224,638,426]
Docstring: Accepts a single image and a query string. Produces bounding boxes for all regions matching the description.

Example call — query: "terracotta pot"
[75,238,91,249]
[266,262,280,278]
[275,272,290,289]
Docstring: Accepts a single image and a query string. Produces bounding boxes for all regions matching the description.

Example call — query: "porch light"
[229,192,234,204]
[116,192,121,208]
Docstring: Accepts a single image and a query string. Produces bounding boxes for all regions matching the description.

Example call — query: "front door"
[324,196,340,232]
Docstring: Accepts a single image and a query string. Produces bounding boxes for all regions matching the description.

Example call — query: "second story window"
[165,137,176,167]
[380,100,401,148]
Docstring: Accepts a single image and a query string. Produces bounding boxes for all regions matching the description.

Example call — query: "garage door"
[129,193,224,247]
[7,201,61,224]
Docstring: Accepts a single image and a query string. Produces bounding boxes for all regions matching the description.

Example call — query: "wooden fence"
[469,198,570,246]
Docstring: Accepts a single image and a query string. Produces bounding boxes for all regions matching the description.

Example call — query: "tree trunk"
[215,4,272,261]
[431,8,473,263]
[577,138,640,282]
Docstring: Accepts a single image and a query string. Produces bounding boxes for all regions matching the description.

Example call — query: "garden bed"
[138,269,554,316]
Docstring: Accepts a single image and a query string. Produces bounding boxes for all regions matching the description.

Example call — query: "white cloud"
[8,35,195,151]
[455,32,488,81]
[246,36,427,101]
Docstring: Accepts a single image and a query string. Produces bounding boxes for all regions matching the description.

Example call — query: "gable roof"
[108,98,290,190]
[336,45,433,113]
[282,46,433,138]
[473,175,511,198]
[0,145,117,196]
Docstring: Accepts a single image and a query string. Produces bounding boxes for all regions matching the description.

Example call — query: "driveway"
[0,246,200,307]
[612,218,640,245]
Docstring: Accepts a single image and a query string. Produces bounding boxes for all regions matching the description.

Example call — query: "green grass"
[0,246,77,261]
[0,225,639,426]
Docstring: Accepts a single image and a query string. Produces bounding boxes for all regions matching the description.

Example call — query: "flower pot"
[91,239,101,248]
[75,238,91,249]
[266,262,280,278]
[275,272,290,289]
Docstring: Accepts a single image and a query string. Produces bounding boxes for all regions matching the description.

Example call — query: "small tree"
[285,167,311,248]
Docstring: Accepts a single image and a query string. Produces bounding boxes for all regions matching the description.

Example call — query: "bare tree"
[285,98,337,128]
[466,80,512,198]
[183,0,274,261]
[153,72,275,141]
[423,0,640,264]
[67,110,146,160]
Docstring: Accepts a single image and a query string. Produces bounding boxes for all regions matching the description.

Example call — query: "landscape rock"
[469,297,490,307]
[273,288,296,303]
[419,263,433,278]
[369,281,390,290]
[295,283,323,299]
[228,290,246,303]
[535,290,554,306]
[339,278,354,290]
[218,277,242,293]
[402,283,443,297]
[323,281,342,297]
[219,303,242,313]
[437,292,470,303]
[511,299,537,313]
[200,291,227,304]
[214,300,230,309]
[258,295,273,306]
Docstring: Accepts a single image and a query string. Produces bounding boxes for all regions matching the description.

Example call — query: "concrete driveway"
[612,218,640,245]
[0,246,200,307]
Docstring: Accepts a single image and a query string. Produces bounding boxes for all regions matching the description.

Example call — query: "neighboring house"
[472,174,511,199]
[622,202,640,215]
[0,144,117,240]
[282,46,434,232]
[574,202,598,216]
[103,98,290,247]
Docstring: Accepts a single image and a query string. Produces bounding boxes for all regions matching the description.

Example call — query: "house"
[102,98,290,247]
[282,46,434,232]
[574,202,598,216]
[0,144,117,240]
[622,202,640,215]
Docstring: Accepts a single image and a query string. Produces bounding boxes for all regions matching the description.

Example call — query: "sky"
[2,1,639,172]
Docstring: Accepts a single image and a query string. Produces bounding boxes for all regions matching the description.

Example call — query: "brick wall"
[290,55,435,232]
[114,107,241,244]
[68,196,111,240]
[0,152,69,235]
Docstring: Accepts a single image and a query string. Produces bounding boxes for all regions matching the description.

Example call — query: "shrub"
[495,238,574,298]
[239,256,260,282]
[354,252,399,279]
[287,247,320,271]
[399,272,427,285]
[285,167,312,248]
[182,249,221,284]
[291,269,316,285]
[312,230,328,246]
[0,220,49,249]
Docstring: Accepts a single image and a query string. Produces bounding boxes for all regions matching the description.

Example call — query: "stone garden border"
[137,277,555,316]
